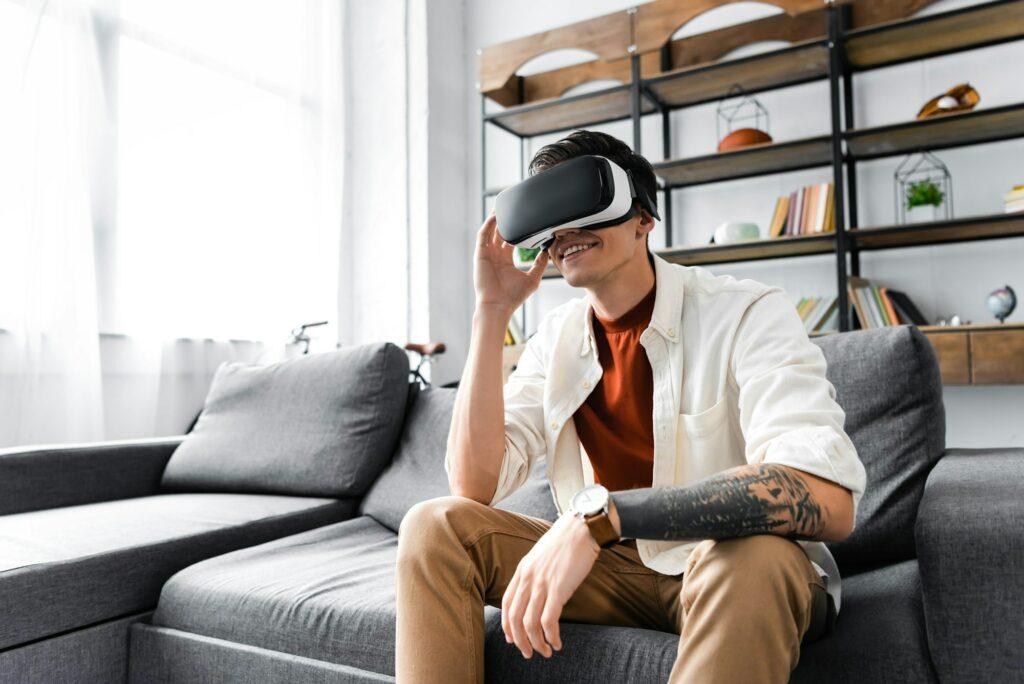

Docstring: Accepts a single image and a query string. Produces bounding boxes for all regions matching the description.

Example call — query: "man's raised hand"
[474,210,549,317]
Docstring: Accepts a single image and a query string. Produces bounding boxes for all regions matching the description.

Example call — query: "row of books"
[796,295,840,333]
[1005,184,1024,213]
[768,182,835,238]
[847,276,928,329]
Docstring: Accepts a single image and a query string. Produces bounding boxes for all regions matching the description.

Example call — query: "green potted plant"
[905,178,945,223]
[513,246,541,268]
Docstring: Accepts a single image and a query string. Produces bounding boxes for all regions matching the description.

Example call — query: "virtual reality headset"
[494,154,661,251]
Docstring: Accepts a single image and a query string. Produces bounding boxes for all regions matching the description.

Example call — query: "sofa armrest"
[915,447,1024,682]
[0,436,185,515]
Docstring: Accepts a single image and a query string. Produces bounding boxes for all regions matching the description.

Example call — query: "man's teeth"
[564,243,594,257]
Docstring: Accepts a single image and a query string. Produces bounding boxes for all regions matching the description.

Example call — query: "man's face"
[546,205,653,287]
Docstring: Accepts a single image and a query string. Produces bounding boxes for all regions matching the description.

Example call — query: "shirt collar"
[579,251,684,356]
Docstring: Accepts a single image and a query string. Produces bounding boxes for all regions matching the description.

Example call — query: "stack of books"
[796,295,839,333]
[847,276,929,329]
[768,182,835,238]
[1005,184,1024,213]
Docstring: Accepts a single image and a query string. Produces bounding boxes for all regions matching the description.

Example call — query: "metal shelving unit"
[479,0,1024,337]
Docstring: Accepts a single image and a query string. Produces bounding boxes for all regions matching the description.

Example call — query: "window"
[1,0,342,342]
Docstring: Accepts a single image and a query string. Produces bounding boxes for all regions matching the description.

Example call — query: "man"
[395,130,867,683]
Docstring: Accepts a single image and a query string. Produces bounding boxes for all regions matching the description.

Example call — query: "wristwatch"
[568,484,620,549]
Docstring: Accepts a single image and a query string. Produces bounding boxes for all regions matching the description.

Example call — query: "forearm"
[446,304,513,503]
[609,463,852,543]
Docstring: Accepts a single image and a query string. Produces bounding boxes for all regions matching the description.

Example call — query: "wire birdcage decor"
[716,83,770,143]
[894,149,953,224]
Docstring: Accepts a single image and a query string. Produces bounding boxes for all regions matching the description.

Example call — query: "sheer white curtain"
[0,0,345,446]
[0,0,106,446]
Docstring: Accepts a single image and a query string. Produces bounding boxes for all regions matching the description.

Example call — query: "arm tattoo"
[611,464,826,542]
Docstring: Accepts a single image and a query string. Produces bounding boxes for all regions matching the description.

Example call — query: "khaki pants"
[395,495,828,684]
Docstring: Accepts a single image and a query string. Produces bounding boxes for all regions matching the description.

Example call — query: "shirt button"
[667,327,676,338]
[550,420,558,430]
[582,380,591,390]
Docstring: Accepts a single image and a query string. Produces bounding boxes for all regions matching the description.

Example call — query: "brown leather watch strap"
[584,510,620,549]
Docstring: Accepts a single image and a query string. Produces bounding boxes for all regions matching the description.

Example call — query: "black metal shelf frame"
[479,0,1024,336]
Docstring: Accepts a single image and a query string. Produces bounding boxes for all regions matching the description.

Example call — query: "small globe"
[986,285,1017,323]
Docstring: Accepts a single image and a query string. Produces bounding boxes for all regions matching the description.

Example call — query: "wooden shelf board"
[485,85,658,138]
[658,233,835,265]
[522,234,835,279]
[850,213,1024,249]
[918,322,1024,333]
[653,135,833,188]
[844,102,1024,160]
[645,40,830,109]
[845,0,1024,70]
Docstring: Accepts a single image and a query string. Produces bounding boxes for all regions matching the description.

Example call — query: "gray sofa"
[1,326,1021,683]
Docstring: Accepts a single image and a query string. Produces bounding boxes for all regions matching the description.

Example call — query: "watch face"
[571,484,608,516]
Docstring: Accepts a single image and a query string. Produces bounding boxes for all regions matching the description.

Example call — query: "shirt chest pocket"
[674,395,742,484]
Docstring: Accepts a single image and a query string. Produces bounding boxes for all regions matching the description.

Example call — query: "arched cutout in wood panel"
[478,9,630,97]
[670,1,784,40]
[515,48,600,78]
[634,0,835,55]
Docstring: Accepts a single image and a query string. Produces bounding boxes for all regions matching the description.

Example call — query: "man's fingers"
[541,596,563,652]
[476,213,497,249]
[523,586,552,658]
[508,581,533,658]
[501,573,519,644]
[528,249,549,278]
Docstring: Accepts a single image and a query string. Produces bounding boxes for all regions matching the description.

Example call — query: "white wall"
[453,0,1024,448]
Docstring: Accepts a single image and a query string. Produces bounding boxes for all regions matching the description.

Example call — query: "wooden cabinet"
[921,323,1024,385]
[923,330,970,385]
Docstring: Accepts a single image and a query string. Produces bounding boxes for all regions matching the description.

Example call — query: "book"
[887,289,929,325]
[822,183,835,233]
[794,186,806,235]
[869,286,890,326]
[817,303,839,332]
[847,276,873,328]
[802,297,826,332]
[769,195,790,238]
[814,182,830,233]
[793,187,805,235]
[859,287,881,327]
[811,297,838,332]
[879,286,901,326]
[807,183,821,233]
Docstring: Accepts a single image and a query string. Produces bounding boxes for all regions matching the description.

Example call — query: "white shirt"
[447,251,867,612]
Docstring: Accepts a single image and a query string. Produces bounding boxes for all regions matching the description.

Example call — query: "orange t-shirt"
[572,282,656,492]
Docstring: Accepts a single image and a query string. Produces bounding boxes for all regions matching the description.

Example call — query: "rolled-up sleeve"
[442,324,549,507]
[728,287,868,523]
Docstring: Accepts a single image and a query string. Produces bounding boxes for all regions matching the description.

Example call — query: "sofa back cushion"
[160,342,410,498]
[360,385,558,532]
[812,325,945,570]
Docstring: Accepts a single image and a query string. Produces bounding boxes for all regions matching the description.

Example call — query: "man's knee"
[398,495,485,551]
[684,535,814,600]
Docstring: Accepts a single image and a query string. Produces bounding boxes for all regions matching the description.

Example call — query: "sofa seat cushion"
[792,560,935,682]
[153,516,400,675]
[0,493,354,651]
[151,517,932,682]
[149,516,937,679]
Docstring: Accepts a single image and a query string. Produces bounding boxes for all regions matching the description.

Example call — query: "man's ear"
[635,206,655,240]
